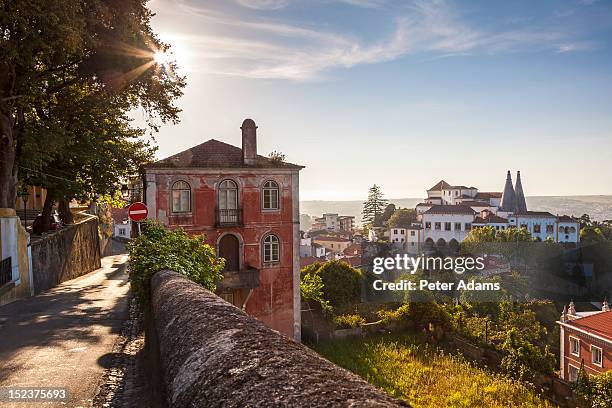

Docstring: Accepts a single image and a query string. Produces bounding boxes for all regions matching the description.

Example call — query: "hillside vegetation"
[313,334,552,408]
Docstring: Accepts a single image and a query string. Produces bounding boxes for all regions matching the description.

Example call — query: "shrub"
[302,260,363,311]
[300,272,332,314]
[127,221,225,306]
[377,304,410,324]
[500,328,555,382]
[334,314,366,329]
[573,369,612,408]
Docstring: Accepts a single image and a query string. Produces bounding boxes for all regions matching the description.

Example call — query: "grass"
[312,334,553,408]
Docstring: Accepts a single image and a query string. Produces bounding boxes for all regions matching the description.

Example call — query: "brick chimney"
[241,118,257,165]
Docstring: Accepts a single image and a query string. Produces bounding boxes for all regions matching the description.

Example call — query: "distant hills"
[301,195,612,226]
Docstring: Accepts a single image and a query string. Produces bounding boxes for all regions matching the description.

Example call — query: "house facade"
[395,171,580,251]
[557,302,612,382]
[142,119,304,340]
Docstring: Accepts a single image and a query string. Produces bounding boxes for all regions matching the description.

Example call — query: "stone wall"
[31,214,101,293]
[150,270,407,407]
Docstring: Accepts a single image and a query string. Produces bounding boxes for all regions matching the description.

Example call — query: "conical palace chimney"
[500,170,516,212]
[514,171,527,212]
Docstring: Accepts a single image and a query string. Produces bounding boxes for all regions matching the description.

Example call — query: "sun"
[154,50,171,65]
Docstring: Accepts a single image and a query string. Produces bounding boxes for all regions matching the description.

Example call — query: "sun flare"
[154,50,171,65]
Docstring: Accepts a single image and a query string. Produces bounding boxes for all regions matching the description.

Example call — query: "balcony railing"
[216,208,243,227]
[217,268,260,290]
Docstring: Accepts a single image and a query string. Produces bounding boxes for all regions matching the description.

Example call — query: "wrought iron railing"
[0,257,12,287]
[216,208,243,227]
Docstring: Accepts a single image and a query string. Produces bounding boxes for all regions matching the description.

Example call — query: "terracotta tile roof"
[460,201,492,207]
[514,211,556,218]
[477,192,503,199]
[111,207,129,224]
[343,256,363,268]
[144,139,303,170]
[416,203,433,207]
[473,214,509,224]
[423,205,476,215]
[566,310,612,341]
[427,180,451,191]
[313,236,351,243]
[343,243,363,256]
[300,256,323,269]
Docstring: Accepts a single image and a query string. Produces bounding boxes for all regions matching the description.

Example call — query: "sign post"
[127,202,148,236]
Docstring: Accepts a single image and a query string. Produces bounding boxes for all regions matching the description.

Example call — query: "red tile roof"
[460,201,492,207]
[514,211,556,218]
[313,236,351,243]
[427,180,451,191]
[144,139,303,170]
[477,192,503,199]
[473,214,509,224]
[558,215,579,222]
[300,256,323,269]
[111,207,129,224]
[423,205,476,215]
[566,310,612,341]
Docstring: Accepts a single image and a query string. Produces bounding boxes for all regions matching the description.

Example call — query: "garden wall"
[150,270,408,407]
[31,213,101,293]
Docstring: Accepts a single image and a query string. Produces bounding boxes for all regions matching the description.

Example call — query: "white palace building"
[390,171,580,253]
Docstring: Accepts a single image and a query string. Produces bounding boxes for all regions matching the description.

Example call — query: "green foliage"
[1,0,185,208]
[387,208,417,228]
[313,334,551,407]
[377,303,410,324]
[268,150,286,164]
[500,328,555,382]
[301,260,363,312]
[300,272,332,314]
[333,314,366,329]
[362,184,388,226]
[573,370,612,408]
[127,221,224,306]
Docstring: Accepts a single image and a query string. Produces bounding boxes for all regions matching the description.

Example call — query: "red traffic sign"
[127,202,148,222]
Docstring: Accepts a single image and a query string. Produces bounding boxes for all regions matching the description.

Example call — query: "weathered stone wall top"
[151,270,407,408]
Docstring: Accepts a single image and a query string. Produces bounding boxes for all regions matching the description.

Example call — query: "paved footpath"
[0,251,130,408]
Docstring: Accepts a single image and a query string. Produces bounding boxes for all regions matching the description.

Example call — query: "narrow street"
[0,244,131,407]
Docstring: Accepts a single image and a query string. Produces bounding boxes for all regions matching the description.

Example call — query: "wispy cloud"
[235,0,289,10]
[169,0,595,80]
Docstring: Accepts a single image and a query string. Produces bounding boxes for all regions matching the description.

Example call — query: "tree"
[388,208,417,228]
[0,0,185,209]
[302,260,362,312]
[362,184,388,226]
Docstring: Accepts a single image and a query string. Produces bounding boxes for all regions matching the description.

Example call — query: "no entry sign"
[127,202,148,222]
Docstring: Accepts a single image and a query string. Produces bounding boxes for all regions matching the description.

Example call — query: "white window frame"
[568,364,580,382]
[262,180,280,211]
[171,180,191,213]
[591,345,603,367]
[569,336,580,357]
[262,234,280,264]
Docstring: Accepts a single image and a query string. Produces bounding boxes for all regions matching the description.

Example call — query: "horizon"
[137,0,612,200]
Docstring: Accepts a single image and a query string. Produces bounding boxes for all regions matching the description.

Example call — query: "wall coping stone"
[151,270,408,407]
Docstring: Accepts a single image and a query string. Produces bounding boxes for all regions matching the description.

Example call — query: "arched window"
[262,234,280,263]
[171,180,191,213]
[218,179,238,210]
[262,180,279,210]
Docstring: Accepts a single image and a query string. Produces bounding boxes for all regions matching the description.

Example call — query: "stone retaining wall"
[150,270,407,408]
[31,214,101,293]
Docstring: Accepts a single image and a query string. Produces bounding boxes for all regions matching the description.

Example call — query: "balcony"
[217,268,260,290]
[216,208,243,227]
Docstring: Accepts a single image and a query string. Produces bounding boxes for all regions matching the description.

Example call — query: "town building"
[389,225,423,254]
[557,301,611,381]
[395,171,580,251]
[142,118,304,340]
[312,235,352,254]
[111,207,132,239]
[310,213,355,233]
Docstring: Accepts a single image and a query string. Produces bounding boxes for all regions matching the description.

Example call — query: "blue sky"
[138,0,612,200]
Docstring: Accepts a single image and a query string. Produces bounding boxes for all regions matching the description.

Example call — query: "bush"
[302,260,363,311]
[300,272,332,314]
[334,314,366,329]
[573,369,612,408]
[500,328,555,382]
[377,304,410,324]
[127,221,225,306]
